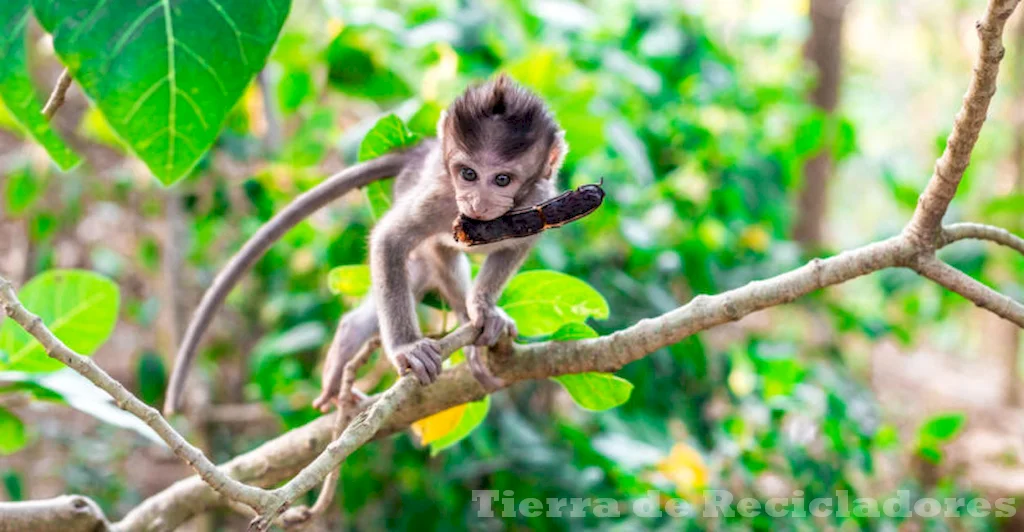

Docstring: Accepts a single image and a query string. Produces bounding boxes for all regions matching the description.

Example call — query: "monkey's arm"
[164,151,413,415]
[369,208,444,384]
[468,241,533,347]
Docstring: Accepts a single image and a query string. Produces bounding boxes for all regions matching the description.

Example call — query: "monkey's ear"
[544,131,569,179]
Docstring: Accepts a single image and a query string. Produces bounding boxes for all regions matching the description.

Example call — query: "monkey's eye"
[460,167,478,181]
[494,174,511,187]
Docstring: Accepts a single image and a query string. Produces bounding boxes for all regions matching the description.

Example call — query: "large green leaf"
[0,1,80,169]
[553,373,633,411]
[32,0,291,184]
[0,407,27,455]
[429,396,490,456]
[0,269,120,372]
[358,114,420,220]
[498,270,609,337]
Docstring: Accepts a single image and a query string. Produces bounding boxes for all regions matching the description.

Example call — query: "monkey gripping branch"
[1,0,1024,529]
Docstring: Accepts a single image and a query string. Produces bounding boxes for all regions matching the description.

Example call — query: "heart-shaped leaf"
[498,270,609,337]
[32,0,291,184]
[0,1,80,169]
[0,269,120,372]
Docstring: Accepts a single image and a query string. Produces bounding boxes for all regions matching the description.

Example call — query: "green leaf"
[429,395,490,455]
[0,369,162,444]
[0,1,80,169]
[918,412,966,443]
[136,351,166,406]
[326,27,412,102]
[3,167,42,216]
[2,470,23,501]
[551,322,599,341]
[553,373,633,411]
[0,269,120,372]
[0,407,27,455]
[358,114,419,220]
[32,0,291,184]
[498,270,609,337]
[358,114,419,161]
[252,322,327,360]
[327,265,371,297]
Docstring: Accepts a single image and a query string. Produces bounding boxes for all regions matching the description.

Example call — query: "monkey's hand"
[390,338,443,385]
[469,303,517,347]
[466,303,516,391]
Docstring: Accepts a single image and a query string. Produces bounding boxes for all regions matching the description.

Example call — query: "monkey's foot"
[391,338,443,385]
[466,345,505,392]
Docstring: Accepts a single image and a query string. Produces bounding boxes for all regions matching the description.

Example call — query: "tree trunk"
[793,0,849,248]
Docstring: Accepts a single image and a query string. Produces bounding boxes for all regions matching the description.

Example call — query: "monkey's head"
[440,74,568,221]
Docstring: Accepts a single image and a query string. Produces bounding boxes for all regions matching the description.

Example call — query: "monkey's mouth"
[457,204,510,222]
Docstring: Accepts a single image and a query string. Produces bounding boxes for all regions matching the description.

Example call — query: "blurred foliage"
[0,0,1021,530]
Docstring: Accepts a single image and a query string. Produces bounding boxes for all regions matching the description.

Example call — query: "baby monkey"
[165,74,566,414]
[314,75,566,410]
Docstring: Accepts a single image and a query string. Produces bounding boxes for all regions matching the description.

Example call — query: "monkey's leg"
[423,245,505,391]
[312,258,431,412]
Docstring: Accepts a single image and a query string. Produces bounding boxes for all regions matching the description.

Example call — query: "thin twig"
[281,339,380,529]
[41,69,72,120]
[250,326,478,530]
[913,256,1024,327]
[942,222,1024,256]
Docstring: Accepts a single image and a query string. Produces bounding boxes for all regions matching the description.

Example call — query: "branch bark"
[41,69,72,121]
[912,255,1024,326]
[942,222,1024,255]
[0,496,109,532]
[904,0,1020,244]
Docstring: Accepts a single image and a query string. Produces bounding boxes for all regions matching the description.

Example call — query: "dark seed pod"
[453,180,606,246]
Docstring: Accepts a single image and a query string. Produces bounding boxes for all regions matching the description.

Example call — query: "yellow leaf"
[656,443,708,493]
[411,403,468,445]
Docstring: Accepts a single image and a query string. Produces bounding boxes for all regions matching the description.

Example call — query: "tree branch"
[942,222,1024,256]
[912,256,1024,326]
[41,69,72,121]
[904,0,1021,244]
[0,277,278,515]
[0,496,109,532]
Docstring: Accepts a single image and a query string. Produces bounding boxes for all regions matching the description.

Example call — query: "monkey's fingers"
[400,354,432,385]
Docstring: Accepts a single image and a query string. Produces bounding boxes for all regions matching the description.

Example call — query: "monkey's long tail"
[164,151,412,415]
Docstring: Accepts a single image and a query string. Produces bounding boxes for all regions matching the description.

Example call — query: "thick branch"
[0,277,277,515]
[0,496,109,532]
[913,256,1024,327]
[41,70,72,121]
[942,222,1024,256]
[905,0,1021,244]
